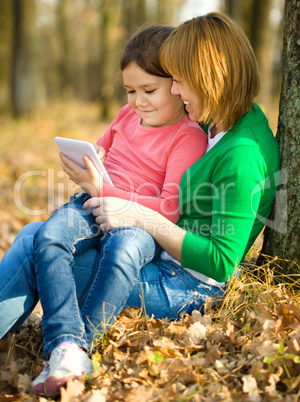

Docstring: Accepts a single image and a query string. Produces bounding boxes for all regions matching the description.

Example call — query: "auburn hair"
[160,12,260,130]
[120,25,174,77]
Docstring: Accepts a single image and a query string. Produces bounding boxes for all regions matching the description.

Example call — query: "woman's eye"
[145,89,155,94]
[127,90,135,94]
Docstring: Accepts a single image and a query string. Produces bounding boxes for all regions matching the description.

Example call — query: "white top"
[206,125,228,153]
[160,125,229,287]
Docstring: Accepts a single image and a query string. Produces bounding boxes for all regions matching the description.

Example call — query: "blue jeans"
[33,193,162,358]
[0,223,225,358]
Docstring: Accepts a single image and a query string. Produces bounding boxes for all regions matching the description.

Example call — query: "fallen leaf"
[60,379,85,402]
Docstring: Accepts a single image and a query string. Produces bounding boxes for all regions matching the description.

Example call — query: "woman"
[0,12,280,396]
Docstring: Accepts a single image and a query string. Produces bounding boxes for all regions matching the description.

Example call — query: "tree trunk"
[56,0,72,99]
[260,0,300,277]
[224,0,243,25]
[11,0,41,116]
[249,0,273,111]
[99,0,124,120]
[12,0,43,117]
[0,0,13,116]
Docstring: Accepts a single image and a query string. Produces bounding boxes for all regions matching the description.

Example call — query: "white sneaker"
[29,362,50,395]
[44,342,93,397]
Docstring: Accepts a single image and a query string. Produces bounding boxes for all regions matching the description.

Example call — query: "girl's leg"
[33,193,100,359]
[80,227,161,346]
[124,259,226,319]
[0,222,100,339]
[0,222,43,338]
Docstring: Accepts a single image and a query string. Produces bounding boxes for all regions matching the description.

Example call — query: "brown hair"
[160,12,260,130]
[120,25,174,78]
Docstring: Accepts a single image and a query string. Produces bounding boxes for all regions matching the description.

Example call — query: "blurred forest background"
[0,0,284,121]
[0,0,285,256]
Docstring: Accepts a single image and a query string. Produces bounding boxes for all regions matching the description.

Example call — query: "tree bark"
[260,0,300,277]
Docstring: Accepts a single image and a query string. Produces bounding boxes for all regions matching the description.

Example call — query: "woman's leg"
[124,259,226,319]
[80,227,161,346]
[33,193,100,358]
[0,222,43,338]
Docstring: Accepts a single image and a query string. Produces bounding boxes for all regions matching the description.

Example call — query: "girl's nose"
[135,93,146,107]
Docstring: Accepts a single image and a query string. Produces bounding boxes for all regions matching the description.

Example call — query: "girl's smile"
[122,62,185,128]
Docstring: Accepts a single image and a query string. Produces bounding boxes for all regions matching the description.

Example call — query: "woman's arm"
[83,196,186,261]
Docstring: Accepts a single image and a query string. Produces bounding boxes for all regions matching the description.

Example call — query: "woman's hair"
[120,25,174,78]
[160,12,260,130]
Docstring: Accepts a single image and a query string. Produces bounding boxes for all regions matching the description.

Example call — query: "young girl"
[30,25,207,395]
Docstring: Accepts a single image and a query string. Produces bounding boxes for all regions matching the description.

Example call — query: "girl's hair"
[120,25,174,77]
[160,12,260,130]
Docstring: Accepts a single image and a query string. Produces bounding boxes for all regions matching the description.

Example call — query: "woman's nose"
[171,81,180,96]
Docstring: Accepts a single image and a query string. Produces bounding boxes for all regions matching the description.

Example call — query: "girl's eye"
[145,89,155,94]
[127,90,135,94]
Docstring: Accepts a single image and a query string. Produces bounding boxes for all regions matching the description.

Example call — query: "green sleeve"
[181,145,267,282]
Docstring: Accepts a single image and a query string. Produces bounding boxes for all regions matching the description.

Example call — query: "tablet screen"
[54,136,114,186]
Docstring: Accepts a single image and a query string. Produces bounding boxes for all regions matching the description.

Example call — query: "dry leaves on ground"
[0,266,299,402]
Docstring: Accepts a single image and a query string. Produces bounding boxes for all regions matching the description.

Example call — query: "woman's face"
[170,76,201,122]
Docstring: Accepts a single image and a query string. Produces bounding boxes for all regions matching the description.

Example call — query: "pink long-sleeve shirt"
[97,104,207,223]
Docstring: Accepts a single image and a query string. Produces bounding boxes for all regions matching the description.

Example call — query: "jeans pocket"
[161,268,225,319]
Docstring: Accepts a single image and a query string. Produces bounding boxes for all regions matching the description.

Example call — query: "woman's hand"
[59,152,103,197]
[83,197,150,231]
[83,196,186,262]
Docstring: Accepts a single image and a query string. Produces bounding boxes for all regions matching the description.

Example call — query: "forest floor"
[0,103,299,401]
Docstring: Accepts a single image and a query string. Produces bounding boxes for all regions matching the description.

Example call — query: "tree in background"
[0,0,283,127]
[0,1,13,116]
[11,0,43,116]
[56,0,73,99]
[98,0,125,120]
[224,0,282,114]
[260,0,300,277]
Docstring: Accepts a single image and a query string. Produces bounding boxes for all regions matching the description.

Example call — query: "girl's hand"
[83,197,154,232]
[93,144,106,165]
[51,204,63,214]
[59,152,103,196]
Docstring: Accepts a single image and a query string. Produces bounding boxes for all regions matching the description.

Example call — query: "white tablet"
[54,136,114,186]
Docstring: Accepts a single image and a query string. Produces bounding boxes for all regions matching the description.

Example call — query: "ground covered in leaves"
[0,263,299,401]
[0,103,299,401]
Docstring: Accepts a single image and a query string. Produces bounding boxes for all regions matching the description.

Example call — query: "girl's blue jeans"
[0,210,225,359]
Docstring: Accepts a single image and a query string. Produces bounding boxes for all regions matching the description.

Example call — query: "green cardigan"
[178,104,280,282]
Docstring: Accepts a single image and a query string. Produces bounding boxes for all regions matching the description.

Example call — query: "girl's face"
[170,76,201,122]
[122,62,185,128]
